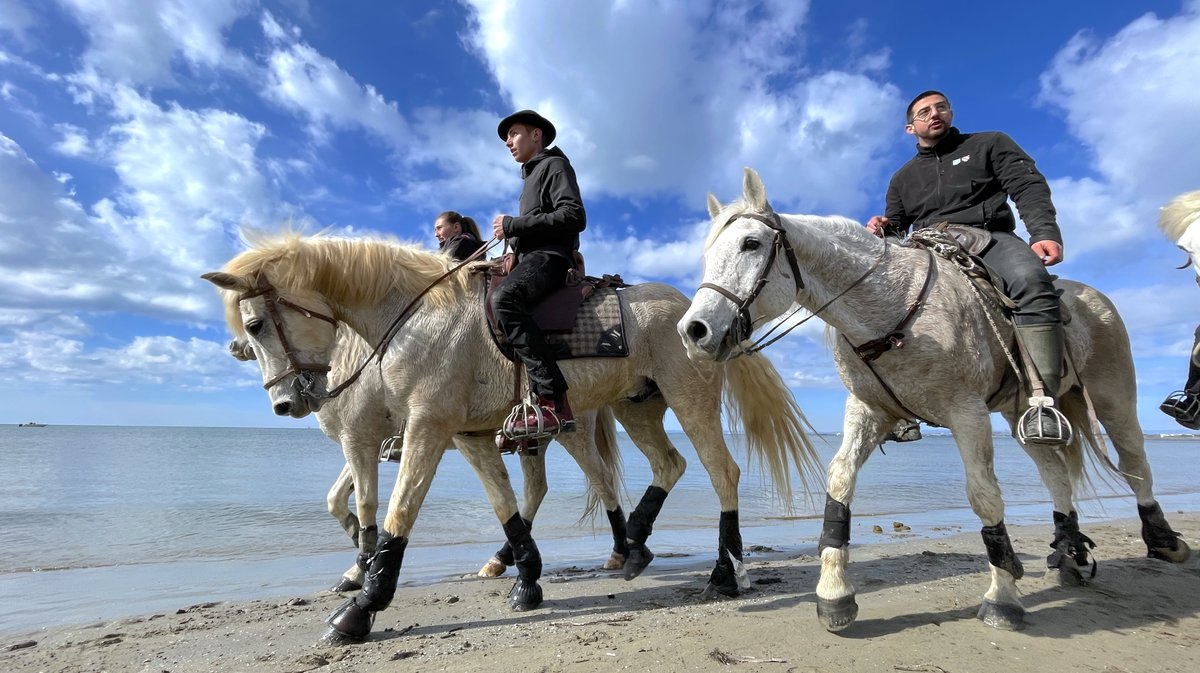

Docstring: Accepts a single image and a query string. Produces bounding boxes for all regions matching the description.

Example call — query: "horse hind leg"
[1085,377,1191,562]
[612,398,687,581]
[478,448,547,579]
[1003,410,1094,586]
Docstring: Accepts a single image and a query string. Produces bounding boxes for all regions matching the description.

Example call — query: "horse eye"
[245,319,263,336]
[741,237,762,252]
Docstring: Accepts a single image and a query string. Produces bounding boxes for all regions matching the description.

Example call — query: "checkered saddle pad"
[482,266,630,362]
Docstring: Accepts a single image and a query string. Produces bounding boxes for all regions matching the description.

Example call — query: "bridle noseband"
[696,210,805,344]
[237,272,338,393]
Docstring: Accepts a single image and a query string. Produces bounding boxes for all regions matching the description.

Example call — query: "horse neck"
[783,215,926,338]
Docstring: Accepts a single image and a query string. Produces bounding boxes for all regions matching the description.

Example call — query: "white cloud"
[1040,4,1200,253]
[51,122,90,156]
[0,0,35,42]
[261,15,410,147]
[461,0,901,214]
[60,0,254,85]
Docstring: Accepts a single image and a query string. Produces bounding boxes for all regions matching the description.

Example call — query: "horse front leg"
[330,436,383,592]
[321,433,448,644]
[326,463,365,591]
[454,435,545,610]
[816,394,890,632]
[479,448,547,578]
[950,414,1025,630]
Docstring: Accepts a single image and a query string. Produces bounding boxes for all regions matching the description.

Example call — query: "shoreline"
[6,490,1200,638]
[3,512,1198,672]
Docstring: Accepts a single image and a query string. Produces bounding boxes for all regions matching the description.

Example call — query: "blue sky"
[1,0,1199,433]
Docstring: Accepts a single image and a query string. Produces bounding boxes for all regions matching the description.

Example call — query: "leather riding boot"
[504,393,575,438]
[1160,390,1200,429]
[1016,323,1071,445]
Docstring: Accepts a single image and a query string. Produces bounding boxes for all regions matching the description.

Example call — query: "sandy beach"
[3,512,1198,673]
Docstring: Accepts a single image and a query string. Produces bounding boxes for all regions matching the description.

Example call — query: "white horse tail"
[723,352,825,510]
[1158,189,1200,242]
[1059,391,1124,497]
[579,406,625,523]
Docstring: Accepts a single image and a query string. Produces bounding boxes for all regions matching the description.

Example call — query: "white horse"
[229,326,627,594]
[204,231,821,643]
[1158,189,1200,367]
[679,168,1190,632]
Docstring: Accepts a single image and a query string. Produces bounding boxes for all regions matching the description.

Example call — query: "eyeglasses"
[911,102,950,122]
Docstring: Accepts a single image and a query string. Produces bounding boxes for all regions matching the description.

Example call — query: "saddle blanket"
[489,285,630,361]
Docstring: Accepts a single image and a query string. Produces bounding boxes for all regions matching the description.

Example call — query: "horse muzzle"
[678,315,737,363]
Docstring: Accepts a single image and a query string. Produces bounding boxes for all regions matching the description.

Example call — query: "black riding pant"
[1185,324,1200,392]
[979,231,1061,325]
[491,250,572,400]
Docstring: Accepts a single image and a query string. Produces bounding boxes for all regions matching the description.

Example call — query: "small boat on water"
[17,422,47,427]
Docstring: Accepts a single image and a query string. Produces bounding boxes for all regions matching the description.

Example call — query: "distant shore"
[4,513,1199,673]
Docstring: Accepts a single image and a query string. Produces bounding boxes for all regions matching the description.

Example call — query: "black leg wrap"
[626,486,669,544]
[607,507,629,558]
[503,513,543,611]
[1046,510,1096,582]
[818,493,851,553]
[708,510,745,597]
[1139,501,1182,556]
[981,521,1023,580]
[493,518,530,567]
[356,532,408,612]
[624,486,667,581]
[324,531,406,643]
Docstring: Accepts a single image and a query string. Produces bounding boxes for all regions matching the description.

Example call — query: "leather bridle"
[236,272,338,392]
[696,210,805,345]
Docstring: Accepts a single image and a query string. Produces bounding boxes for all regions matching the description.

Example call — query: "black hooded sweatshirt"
[501,146,586,260]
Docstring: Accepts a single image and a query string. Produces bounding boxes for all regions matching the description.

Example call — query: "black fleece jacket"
[883,127,1061,245]
[502,146,586,260]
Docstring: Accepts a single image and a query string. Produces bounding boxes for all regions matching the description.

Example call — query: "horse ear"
[228,338,257,361]
[707,193,722,219]
[742,167,771,213]
[202,271,251,293]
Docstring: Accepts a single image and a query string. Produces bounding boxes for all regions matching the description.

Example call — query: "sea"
[2,424,1200,635]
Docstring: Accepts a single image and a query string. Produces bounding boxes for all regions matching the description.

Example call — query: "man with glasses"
[865,90,1070,446]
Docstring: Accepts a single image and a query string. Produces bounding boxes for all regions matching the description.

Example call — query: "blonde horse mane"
[217,228,474,335]
[1158,190,1200,242]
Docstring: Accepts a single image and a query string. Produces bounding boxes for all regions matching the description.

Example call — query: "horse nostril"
[686,320,709,342]
[273,401,292,416]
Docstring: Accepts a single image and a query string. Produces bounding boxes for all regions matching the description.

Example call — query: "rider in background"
[491,109,587,436]
[434,210,485,261]
[866,90,1070,446]
[1158,189,1200,429]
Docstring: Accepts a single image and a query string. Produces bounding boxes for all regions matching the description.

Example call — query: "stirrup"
[1017,396,1072,446]
[378,434,404,463]
[1160,390,1200,429]
[501,398,561,441]
[495,433,543,456]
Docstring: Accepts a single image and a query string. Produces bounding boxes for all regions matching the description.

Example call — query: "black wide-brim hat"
[497,109,556,146]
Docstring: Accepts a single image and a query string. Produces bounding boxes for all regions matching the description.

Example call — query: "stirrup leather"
[1017,396,1072,446]
[502,397,564,441]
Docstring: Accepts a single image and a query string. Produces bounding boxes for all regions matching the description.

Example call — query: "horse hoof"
[602,552,626,570]
[1148,538,1191,563]
[322,599,373,643]
[478,558,508,578]
[623,544,654,581]
[329,577,363,593]
[816,595,859,632]
[977,599,1025,630]
[507,580,544,611]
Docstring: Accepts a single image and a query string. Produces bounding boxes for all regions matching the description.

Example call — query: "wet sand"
[4,513,1199,673]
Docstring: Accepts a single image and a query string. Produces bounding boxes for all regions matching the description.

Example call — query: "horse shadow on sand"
[366,544,1199,643]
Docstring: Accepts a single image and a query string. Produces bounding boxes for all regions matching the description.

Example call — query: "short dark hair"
[906,90,949,122]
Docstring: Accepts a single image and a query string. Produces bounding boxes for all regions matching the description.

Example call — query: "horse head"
[679,167,801,362]
[203,269,339,418]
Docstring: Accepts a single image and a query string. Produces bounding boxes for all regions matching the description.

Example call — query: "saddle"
[480,252,631,361]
